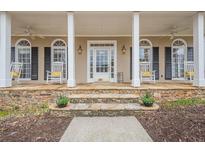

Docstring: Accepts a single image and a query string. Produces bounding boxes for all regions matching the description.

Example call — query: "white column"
[132,12,140,87]
[67,12,76,87]
[193,12,205,86]
[0,12,11,87]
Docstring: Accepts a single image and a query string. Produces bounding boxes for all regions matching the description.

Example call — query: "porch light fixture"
[121,45,126,54]
[77,45,83,55]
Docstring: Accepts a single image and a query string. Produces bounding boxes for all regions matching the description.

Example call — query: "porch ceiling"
[10,11,197,37]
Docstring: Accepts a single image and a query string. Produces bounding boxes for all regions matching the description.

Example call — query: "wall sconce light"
[77,45,83,55]
[121,45,126,54]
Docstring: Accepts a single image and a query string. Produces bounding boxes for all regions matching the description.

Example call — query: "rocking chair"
[46,62,64,84]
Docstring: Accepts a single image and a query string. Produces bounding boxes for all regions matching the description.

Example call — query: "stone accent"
[50,103,159,111]
[49,102,159,116]
[0,88,205,107]
[50,109,158,117]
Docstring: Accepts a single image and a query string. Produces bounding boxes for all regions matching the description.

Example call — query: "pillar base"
[193,79,205,87]
[0,79,11,87]
[67,79,76,87]
[132,79,140,87]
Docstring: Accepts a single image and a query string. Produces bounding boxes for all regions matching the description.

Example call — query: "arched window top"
[15,39,31,47]
[140,39,152,47]
[172,39,187,47]
[52,39,66,47]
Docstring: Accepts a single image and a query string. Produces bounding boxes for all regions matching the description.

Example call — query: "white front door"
[94,48,110,82]
[87,41,117,83]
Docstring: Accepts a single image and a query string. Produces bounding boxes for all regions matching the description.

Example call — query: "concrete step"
[49,103,159,116]
[68,93,139,99]
[67,93,140,104]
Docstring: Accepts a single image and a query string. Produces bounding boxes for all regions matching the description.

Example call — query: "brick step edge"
[49,109,157,117]
[49,103,159,117]
[70,98,140,104]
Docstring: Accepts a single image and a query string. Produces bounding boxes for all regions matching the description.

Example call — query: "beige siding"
[12,36,193,83]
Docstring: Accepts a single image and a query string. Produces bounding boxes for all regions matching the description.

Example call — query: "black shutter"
[153,47,159,80]
[165,47,172,80]
[187,47,194,61]
[11,47,15,63]
[31,47,38,80]
[130,47,132,80]
[44,47,51,80]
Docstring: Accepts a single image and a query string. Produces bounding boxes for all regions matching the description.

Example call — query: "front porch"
[0,11,205,88]
[3,82,195,90]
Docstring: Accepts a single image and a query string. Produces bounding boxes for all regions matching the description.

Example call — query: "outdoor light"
[121,45,126,54]
[77,45,83,55]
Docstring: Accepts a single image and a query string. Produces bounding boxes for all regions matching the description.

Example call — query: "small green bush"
[56,96,70,108]
[141,92,155,107]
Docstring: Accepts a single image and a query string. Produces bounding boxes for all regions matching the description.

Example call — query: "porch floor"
[0,81,199,90]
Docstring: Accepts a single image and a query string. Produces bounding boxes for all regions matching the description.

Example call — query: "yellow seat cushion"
[51,71,61,77]
[142,71,152,77]
[10,72,19,78]
[185,71,194,77]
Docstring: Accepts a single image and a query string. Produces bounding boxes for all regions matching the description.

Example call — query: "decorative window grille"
[172,40,186,47]
[90,43,114,47]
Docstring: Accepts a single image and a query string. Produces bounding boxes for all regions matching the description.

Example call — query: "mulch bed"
[136,104,205,142]
[0,113,72,142]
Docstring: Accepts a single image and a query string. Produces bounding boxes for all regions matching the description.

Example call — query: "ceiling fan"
[168,25,190,40]
[16,25,45,40]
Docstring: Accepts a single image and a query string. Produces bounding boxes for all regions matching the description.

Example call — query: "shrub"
[56,96,70,108]
[141,92,155,107]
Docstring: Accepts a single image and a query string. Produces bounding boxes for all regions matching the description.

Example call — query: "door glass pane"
[96,50,109,73]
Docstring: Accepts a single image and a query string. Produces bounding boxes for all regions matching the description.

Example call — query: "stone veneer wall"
[0,88,205,107]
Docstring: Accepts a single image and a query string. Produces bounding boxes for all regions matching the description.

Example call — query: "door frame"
[87,40,117,83]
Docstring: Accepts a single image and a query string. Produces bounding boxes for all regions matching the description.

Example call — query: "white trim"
[140,38,153,47]
[15,38,32,80]
[51,38,67,47]
[87,40,117,83]
[171,38,187,80]
[15,38,31,47]
[12,34,194,37]
[171,38,187,47]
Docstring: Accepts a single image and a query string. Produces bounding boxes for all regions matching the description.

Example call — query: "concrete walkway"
[60,116,152,142]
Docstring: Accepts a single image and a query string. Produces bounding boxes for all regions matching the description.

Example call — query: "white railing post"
[67,12,76,87]
[193,12,205,86]
[0,12,11,87]
[132,12,140,87]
